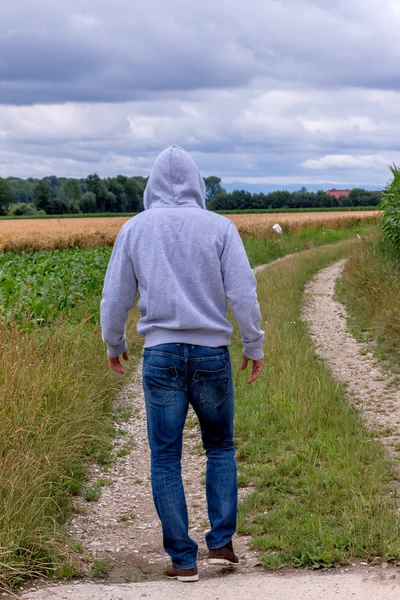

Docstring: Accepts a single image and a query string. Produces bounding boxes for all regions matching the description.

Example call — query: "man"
[100,145,264,582]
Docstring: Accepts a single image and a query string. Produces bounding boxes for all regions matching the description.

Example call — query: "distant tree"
[348,188,381,207]
[79,191,97,213]
[42,175,66,199]
[7,178,35,203]
[46,197,70,214]
[291,189,314,209]
[207,192,230,211]
[123,177,142,212]
[58,179,80,202]
[33,180,52,213]
[105,191,117,212]
[267,190,291,209]
[316,190,335,208]
[106,178,128,212]
[0,177,14,215]
[230,190,253,210]
[86,174,108,212]
[204,176,224,202]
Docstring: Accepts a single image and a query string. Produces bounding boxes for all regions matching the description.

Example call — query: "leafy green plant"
[379,164,400,256]
[84,483,102,502]
[90,559,109,578]
[0,247,112,325]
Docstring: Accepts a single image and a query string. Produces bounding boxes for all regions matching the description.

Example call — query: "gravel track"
[302,260,400,465]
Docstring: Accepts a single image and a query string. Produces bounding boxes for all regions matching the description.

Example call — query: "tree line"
[0,174,381,216]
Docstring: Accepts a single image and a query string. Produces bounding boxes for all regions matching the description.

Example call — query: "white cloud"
[301,154,391,170]
[299,117,379,135]
[69,14,100,30]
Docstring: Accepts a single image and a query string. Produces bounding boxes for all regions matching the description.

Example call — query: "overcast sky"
[1,0,400,190]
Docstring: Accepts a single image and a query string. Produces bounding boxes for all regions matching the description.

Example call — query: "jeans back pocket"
[143,364,179,405]
[193,364,229,408]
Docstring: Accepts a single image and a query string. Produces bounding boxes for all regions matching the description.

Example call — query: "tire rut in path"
[302,259,400,469]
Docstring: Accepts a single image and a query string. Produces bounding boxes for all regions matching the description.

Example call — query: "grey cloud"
[2,0,400,187]
[2,85,400,186]
[2,0,400,105]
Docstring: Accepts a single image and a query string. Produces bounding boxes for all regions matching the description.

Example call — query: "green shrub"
[379,164,400,256]
[7,203,46,217]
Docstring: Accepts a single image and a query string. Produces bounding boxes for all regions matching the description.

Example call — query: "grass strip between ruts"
[230,239,400,568]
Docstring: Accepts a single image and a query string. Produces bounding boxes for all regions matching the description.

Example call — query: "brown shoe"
[166,565,199,582]
[208,540,239,566]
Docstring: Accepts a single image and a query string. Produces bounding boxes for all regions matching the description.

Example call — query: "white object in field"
[272,223,283,234]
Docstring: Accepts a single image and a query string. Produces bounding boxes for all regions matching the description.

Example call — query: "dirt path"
[302,259,400,464]
[18,568,400,600]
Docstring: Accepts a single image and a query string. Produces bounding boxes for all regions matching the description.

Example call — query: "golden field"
[0,211,380,252]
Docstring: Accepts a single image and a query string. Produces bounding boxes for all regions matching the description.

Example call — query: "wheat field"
[0,211,379,252]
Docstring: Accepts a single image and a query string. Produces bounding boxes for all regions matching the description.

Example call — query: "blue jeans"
[142,343,237,569]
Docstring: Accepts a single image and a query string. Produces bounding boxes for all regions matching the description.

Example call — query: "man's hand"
[241,355,264,384]
[108,351,129,375]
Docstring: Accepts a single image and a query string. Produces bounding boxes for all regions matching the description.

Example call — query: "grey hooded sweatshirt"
[100,145,264,360]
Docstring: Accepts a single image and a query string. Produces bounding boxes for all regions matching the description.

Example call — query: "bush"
[7,203,46,216]
[379,164,400,256]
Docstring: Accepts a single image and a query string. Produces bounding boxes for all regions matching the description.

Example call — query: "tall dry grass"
[0,310,142,588]
[340,237,400,368]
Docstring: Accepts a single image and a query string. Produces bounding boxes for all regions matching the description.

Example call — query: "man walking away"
[100,145,264,582]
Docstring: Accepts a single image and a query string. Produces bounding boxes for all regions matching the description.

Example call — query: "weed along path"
[302,260,400,467]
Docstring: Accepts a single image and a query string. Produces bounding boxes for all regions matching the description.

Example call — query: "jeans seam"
[144,350,229,362]
[172,562,197,569]
[208,539,232,550]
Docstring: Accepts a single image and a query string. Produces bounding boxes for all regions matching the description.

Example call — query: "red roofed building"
[326,189,351,199]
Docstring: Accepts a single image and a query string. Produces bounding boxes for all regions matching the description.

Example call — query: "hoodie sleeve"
[220,222,264,360]
[100,225,137,357]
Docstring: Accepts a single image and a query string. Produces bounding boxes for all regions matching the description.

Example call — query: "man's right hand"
[241,355,264,385]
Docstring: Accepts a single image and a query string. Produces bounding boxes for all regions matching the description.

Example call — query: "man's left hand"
[108,351,129,374]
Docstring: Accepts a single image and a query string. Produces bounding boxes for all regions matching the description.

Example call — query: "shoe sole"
[167,574,199,582]
[208,558,240,566]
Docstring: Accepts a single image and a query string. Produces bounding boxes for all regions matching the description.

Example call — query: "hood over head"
[144,145,206,210]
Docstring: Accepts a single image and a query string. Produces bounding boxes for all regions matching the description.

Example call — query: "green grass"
[338,236,400,371]
[230,239,400,568]
[243,222,376,268]
[90,558,109,578]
